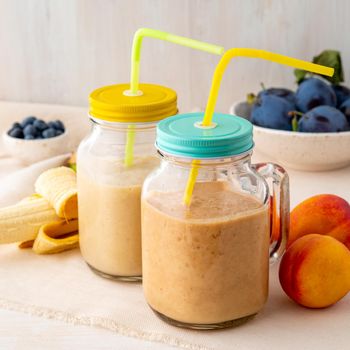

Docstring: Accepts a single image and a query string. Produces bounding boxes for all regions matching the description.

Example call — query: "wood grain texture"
[0,0,349,112]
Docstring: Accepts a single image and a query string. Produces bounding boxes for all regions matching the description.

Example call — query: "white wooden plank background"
[0,0,349,113]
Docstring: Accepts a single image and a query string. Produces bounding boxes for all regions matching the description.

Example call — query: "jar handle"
[253,163,290,264]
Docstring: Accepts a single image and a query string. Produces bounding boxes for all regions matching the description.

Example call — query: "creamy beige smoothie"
[142,181,270,325]
[78,156,159,278]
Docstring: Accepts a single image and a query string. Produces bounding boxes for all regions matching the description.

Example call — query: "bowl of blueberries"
[230,50,350,171]
[3,115,70,164]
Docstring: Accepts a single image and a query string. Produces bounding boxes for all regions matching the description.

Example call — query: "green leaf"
[312,50,344,84]
[294,68,308,84]
[294,50,344,85]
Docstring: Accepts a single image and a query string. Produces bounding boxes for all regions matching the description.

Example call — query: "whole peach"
[289,194,350,249]
[279,234,350,308]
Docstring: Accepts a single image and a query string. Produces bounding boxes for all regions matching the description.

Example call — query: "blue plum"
[298,106,349,133]
[251,95,294,131]
[339,98,350,124]
[295,78,336,113]
[258,87,296,104]
[332,85,350,107]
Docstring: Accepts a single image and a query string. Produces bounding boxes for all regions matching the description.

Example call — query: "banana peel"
[0,166,80,255]
[18,240,35,249]
[32,219,79,254]
[67,153,77,172]
[35,166,78,219]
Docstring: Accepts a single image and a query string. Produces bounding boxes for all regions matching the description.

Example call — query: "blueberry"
[33,119,48,131]
[24,134,35,140]
[11,122,22,129]
[47,121,55,129]
[295,78,336,113]
[21,116,37,128]
[53,120,65,131]
[251,95,295,131]
[42,128,56,138]
[23,124,38,137]
[339,98,350,124]
[8,127,24,138]
[48,120,65,131]
[55,129,64,136]
[258,87,296,104]
[298,106,349,132]
[234,101,252,120]
[332,85,350,107]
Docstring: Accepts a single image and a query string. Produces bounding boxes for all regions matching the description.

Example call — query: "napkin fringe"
[0,297,213,350]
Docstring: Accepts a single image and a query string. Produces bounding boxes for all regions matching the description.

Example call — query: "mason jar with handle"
[141,47,333,328]
[141,112,289,328]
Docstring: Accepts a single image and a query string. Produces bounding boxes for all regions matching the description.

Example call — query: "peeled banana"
[0,195,60,244]
[35,166,78,219]
[0,166,79,255]
[33,219,79,254]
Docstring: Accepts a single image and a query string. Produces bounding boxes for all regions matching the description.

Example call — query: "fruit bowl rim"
[253,125,350,137]
[230,101,350,137]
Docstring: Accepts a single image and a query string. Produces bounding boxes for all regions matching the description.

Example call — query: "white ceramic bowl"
[2,130,71,165]
[230,102,350,171]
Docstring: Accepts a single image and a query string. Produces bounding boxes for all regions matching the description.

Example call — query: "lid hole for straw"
[194,121,217,129]
[123,89,144,97]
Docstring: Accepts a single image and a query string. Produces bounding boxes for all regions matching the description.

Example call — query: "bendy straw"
[202,48,334,127]
[183,48,334,205]
[124,28,224,168]
[129,28,224,95]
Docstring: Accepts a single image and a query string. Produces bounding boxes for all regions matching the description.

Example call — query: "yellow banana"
[35,166,78,219]
[18,193,42,203]
[33,220,79,254]
[0,196,60,244]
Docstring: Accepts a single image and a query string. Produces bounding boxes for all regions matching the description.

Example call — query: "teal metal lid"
[156,112,254,159]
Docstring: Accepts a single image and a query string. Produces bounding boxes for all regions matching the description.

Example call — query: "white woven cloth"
[0,101,350,350]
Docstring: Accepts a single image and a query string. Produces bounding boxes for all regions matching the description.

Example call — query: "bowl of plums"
[230,50,350,171]
[2,115,70,164]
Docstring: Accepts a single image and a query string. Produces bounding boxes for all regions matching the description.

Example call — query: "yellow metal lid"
[89,83,178,123]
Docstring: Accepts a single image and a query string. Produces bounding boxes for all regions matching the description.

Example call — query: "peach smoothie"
[142,181,270,325]
[78,156,159,278]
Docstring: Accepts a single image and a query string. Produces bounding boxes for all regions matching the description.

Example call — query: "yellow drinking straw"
[124,124,135,167]
[183,48,334,205]
[202,49,334,126]
[129,28,224,95]
[124,28,224,167]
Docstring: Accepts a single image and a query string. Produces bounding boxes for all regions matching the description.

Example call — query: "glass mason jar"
[142,112,289,328]
[77,83,177,281]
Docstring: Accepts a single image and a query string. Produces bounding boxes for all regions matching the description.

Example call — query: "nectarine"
[279,234,350,308]
[289,194,350,249]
